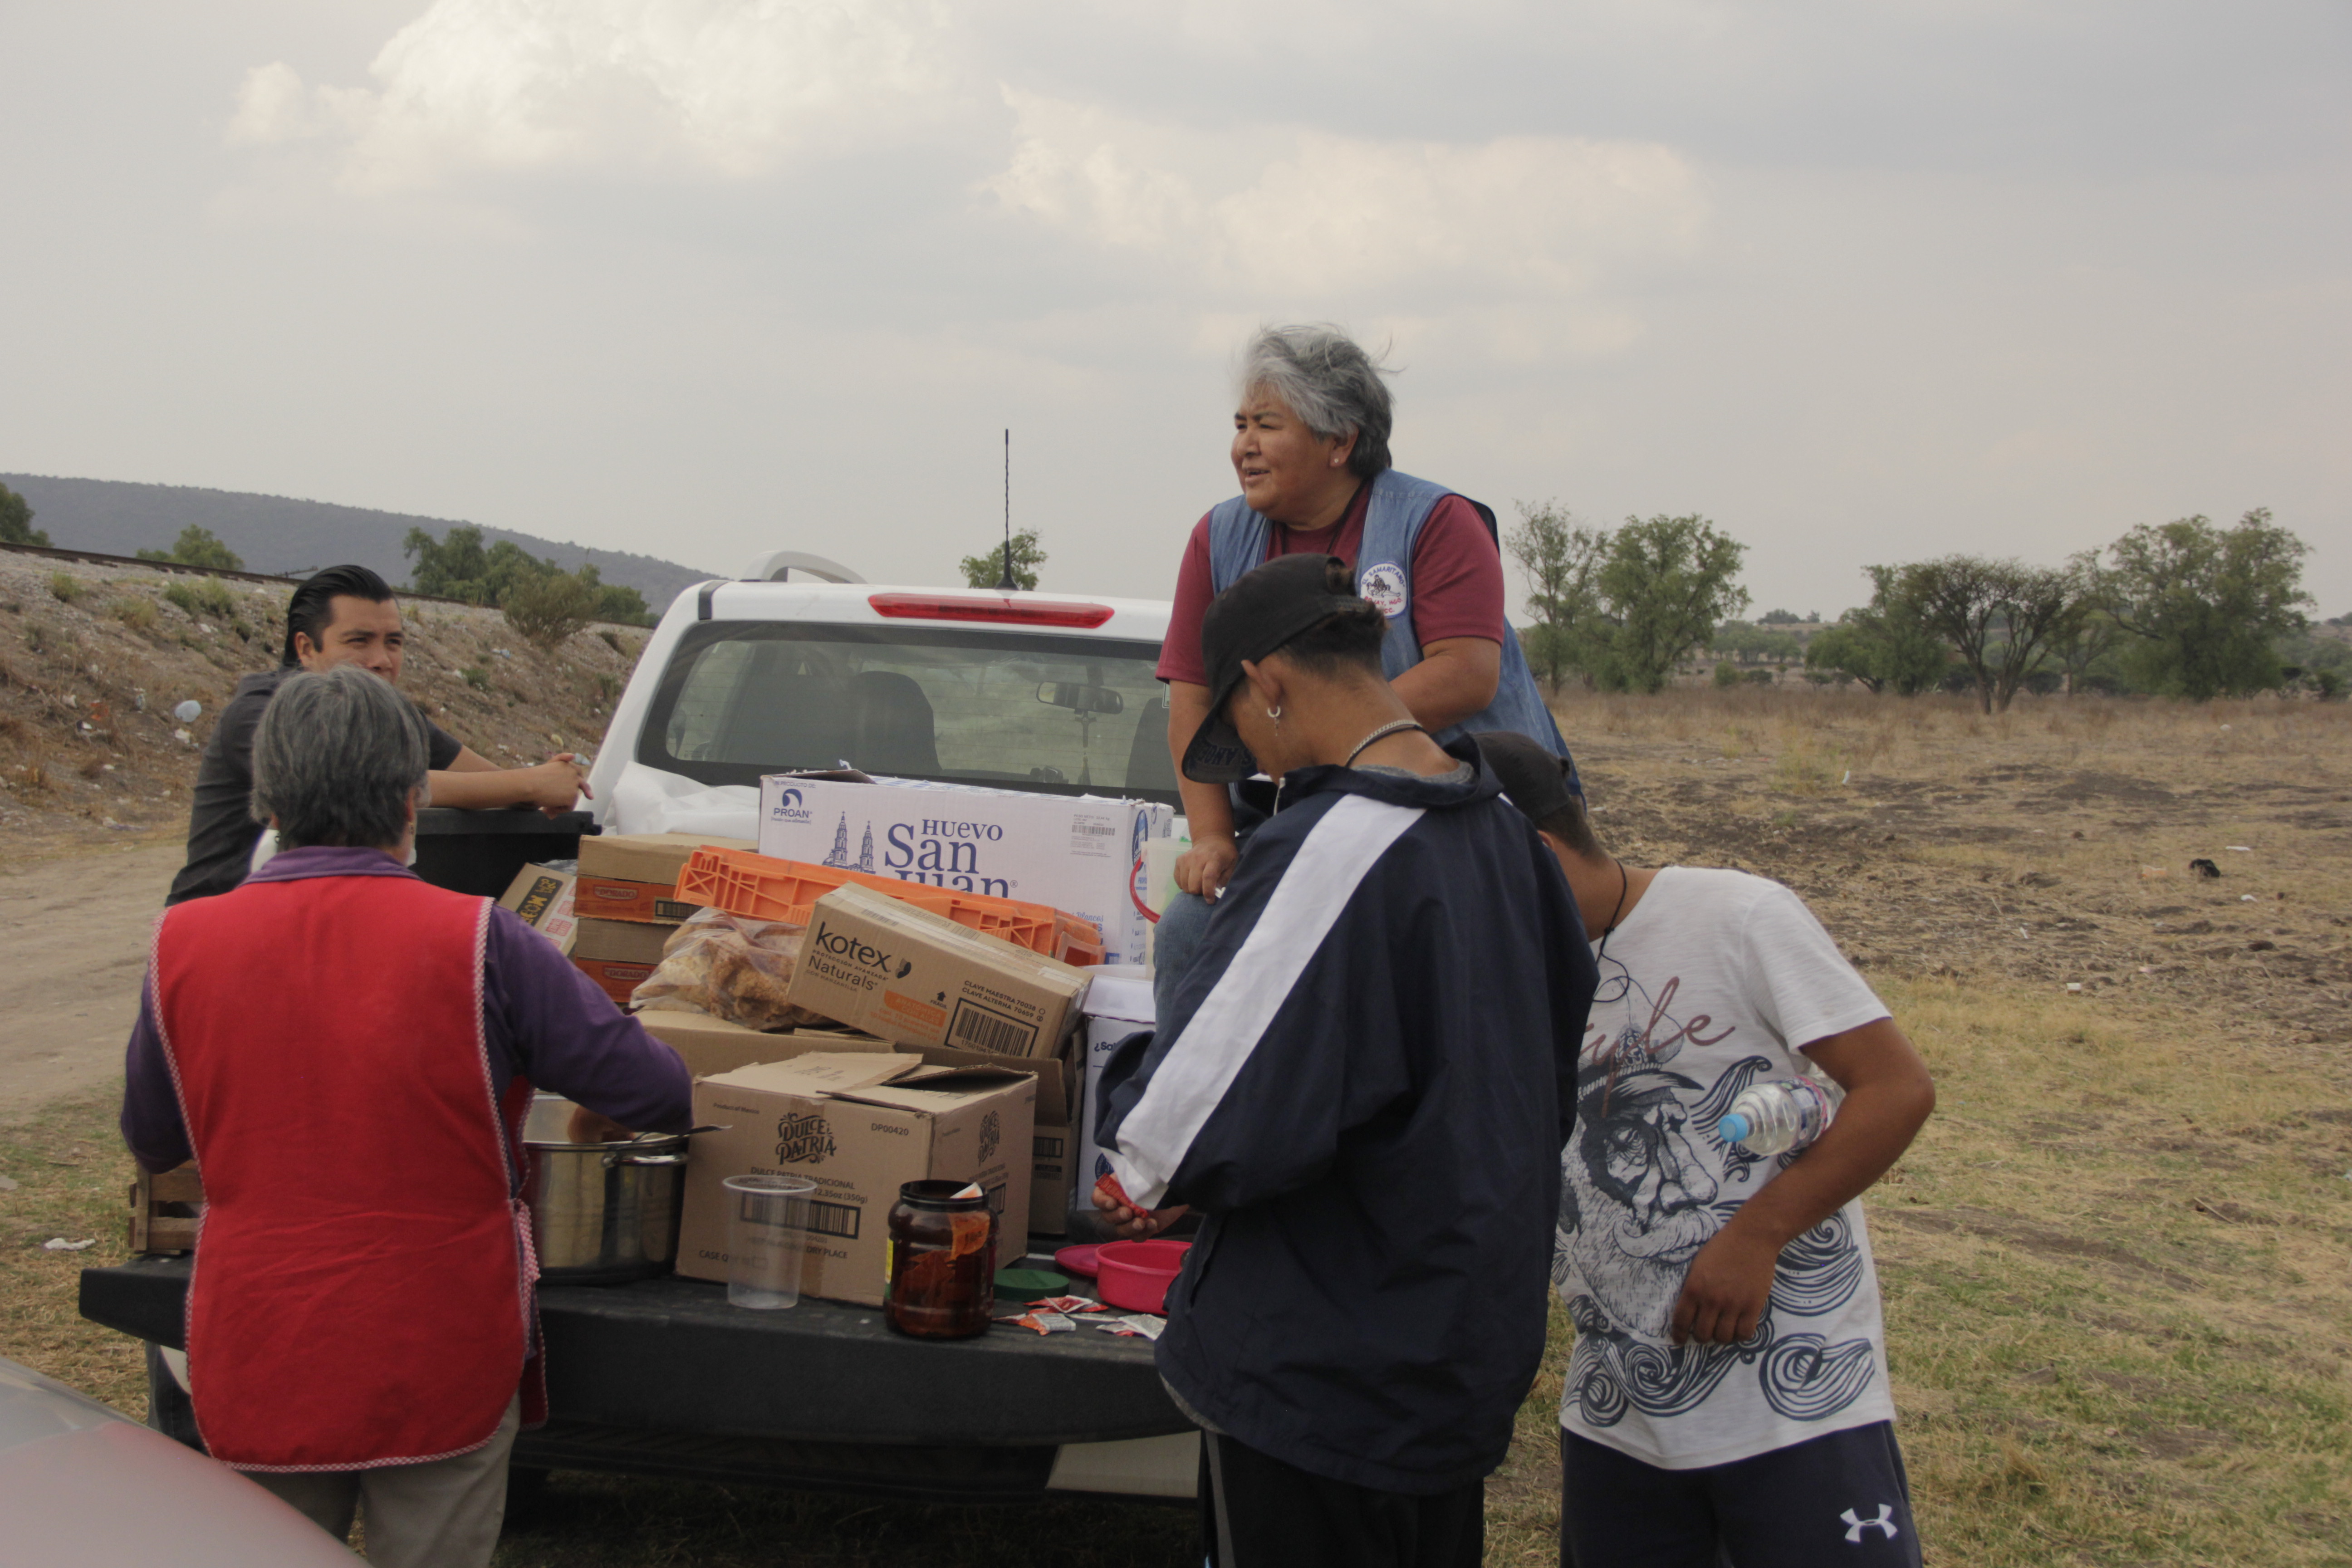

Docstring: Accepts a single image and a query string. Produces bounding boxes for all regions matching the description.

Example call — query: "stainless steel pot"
[522,1096,690,1285]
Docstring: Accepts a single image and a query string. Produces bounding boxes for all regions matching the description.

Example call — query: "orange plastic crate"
[677,849,1100,962]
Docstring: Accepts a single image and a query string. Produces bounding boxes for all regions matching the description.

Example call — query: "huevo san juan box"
[757,776,1172,967]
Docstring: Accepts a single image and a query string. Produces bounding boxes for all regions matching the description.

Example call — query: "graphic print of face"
[1562,1063,1722,1338]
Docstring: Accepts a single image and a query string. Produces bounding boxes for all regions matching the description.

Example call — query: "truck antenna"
[996,428,1017,592]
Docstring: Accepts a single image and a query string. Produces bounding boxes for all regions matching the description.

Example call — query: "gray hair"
[1238,324,1395,479]
[250,665,431,851]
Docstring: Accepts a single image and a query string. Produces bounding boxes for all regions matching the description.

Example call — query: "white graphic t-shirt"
[1556,867,1897,1470]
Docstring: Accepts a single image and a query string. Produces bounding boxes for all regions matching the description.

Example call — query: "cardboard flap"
[835,1065,1034,1111]
[703,1052,917,1097]
[917,1044,1075,1127]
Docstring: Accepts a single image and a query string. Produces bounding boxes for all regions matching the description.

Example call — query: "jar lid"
[897,1179,989,1210]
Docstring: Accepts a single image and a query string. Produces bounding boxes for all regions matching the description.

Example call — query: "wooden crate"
[128,1163,204,1254]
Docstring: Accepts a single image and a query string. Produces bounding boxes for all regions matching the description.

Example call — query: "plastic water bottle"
[1717,1078,1835,1156]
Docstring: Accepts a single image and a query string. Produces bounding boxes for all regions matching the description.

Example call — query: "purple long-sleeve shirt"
[122,845,693,1174]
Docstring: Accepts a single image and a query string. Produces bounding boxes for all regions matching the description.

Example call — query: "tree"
[2101,510,2311,699]
[404,525,653,626]
[1712,621,1803,666]
[405,524,494,601]
[1804,569,1949,696]
[136,524,243,572]
[1886,554,2077,713]
[1504,500,1611,691]
[2049,551,2124,695]
[0,484,48,547]
[503,572,599,648]
[1758,608,1801,625]
[1593,515,1749,692]
[959,529,1046,592]
[574,564,652,626]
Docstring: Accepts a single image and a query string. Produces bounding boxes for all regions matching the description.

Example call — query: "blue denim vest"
[1204,468,1572,762]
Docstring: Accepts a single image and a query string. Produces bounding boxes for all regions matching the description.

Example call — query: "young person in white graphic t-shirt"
[1475,731,1938,1568]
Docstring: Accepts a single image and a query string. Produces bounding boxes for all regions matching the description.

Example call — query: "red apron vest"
[152,871,539,1470]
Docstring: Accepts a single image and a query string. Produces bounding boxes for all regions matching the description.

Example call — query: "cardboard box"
[1076,967,1156,1200]
[578,832,757,886]
[630,1013,890,1079]
[497,864,579,956]
[573,917,673,966]
[757,777,1173,968]
[786,884,1091,1059]
[1027,1124,1075,1237]
[574,956,658,1008]
[916,1037,1081,1235]
[676,1054,1035,1306]
[574,875,702,925]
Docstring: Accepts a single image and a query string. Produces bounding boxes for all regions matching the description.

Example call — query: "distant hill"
[1,475,719,604]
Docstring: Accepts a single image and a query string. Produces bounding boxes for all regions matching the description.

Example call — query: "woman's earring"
[1265,705,1283,724]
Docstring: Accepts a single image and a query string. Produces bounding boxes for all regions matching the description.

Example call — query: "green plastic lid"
[995,1267,1069,1296]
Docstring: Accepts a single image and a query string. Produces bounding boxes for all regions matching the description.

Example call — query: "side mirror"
[1037,682,1124,717]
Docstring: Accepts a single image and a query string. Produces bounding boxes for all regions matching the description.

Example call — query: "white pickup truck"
[83,554,1203,1507]
[586,551,1181,839]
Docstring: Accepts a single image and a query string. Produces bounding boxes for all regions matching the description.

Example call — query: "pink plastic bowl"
[1094,1239,1191,1314]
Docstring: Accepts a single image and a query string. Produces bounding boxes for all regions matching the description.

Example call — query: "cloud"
[983,91,1707,349]
[226,0,956,188]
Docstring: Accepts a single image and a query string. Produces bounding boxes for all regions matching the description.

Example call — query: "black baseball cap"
[1473,729,1581,824]
[1181,554,1368,784]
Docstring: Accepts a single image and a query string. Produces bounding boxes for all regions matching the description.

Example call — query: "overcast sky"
[5,0,2347,617]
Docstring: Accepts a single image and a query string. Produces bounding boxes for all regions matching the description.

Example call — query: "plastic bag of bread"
[629,907,828,1030]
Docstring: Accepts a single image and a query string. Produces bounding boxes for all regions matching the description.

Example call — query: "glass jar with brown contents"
[884,1180,996,1339]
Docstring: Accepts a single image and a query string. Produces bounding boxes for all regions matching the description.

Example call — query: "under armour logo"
[1841,1505,1899,1544]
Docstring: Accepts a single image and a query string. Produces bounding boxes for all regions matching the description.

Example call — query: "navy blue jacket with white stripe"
[1100,740,1596,1493]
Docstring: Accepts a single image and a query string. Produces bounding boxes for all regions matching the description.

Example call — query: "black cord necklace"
[1343,719,1425,769]
[1595,857,1630,952]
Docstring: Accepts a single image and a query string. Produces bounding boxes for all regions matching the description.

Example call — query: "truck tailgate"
[80,1258,1187,1448]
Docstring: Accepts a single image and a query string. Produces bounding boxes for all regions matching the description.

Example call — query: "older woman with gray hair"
[1151,323,1578,1015]
[119,664,690,1568]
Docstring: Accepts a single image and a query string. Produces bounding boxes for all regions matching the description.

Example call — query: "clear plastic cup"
[725,1174,817,1310]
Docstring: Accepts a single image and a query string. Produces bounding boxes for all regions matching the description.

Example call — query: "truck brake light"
[867,593,1116,629]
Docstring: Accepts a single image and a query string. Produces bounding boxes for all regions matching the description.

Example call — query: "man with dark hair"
[167,564,589,905]
[1093,555,1595,1568]
[122,665,690,1568]
[1472,729,1937,1568]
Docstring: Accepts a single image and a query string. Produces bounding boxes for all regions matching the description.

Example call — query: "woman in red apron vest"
[122,665,691,1568]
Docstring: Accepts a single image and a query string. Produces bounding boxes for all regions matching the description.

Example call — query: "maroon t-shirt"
[1156,485,1505,686]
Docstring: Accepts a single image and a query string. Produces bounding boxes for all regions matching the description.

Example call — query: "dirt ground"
[0,843,182,1116]
[1555,685,2352,1046]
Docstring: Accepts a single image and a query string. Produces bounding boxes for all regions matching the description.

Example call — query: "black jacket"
[1099,740,1594,1491]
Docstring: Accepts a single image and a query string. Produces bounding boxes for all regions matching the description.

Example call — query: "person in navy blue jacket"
[1096,553,1597,1568]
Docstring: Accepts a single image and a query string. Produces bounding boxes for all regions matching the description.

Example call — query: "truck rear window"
[638,622,1180,804]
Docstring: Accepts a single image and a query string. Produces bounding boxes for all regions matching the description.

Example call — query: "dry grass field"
[3,685,2347,1566]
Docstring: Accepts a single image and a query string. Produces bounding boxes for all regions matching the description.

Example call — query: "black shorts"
[1560,1421,1921,1568]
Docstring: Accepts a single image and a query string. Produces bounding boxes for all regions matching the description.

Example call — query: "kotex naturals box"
[785,884,1090,1059]
[1074,967,1156,1214]
[756,777,1173,968]
[675,1053,1035,1306]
